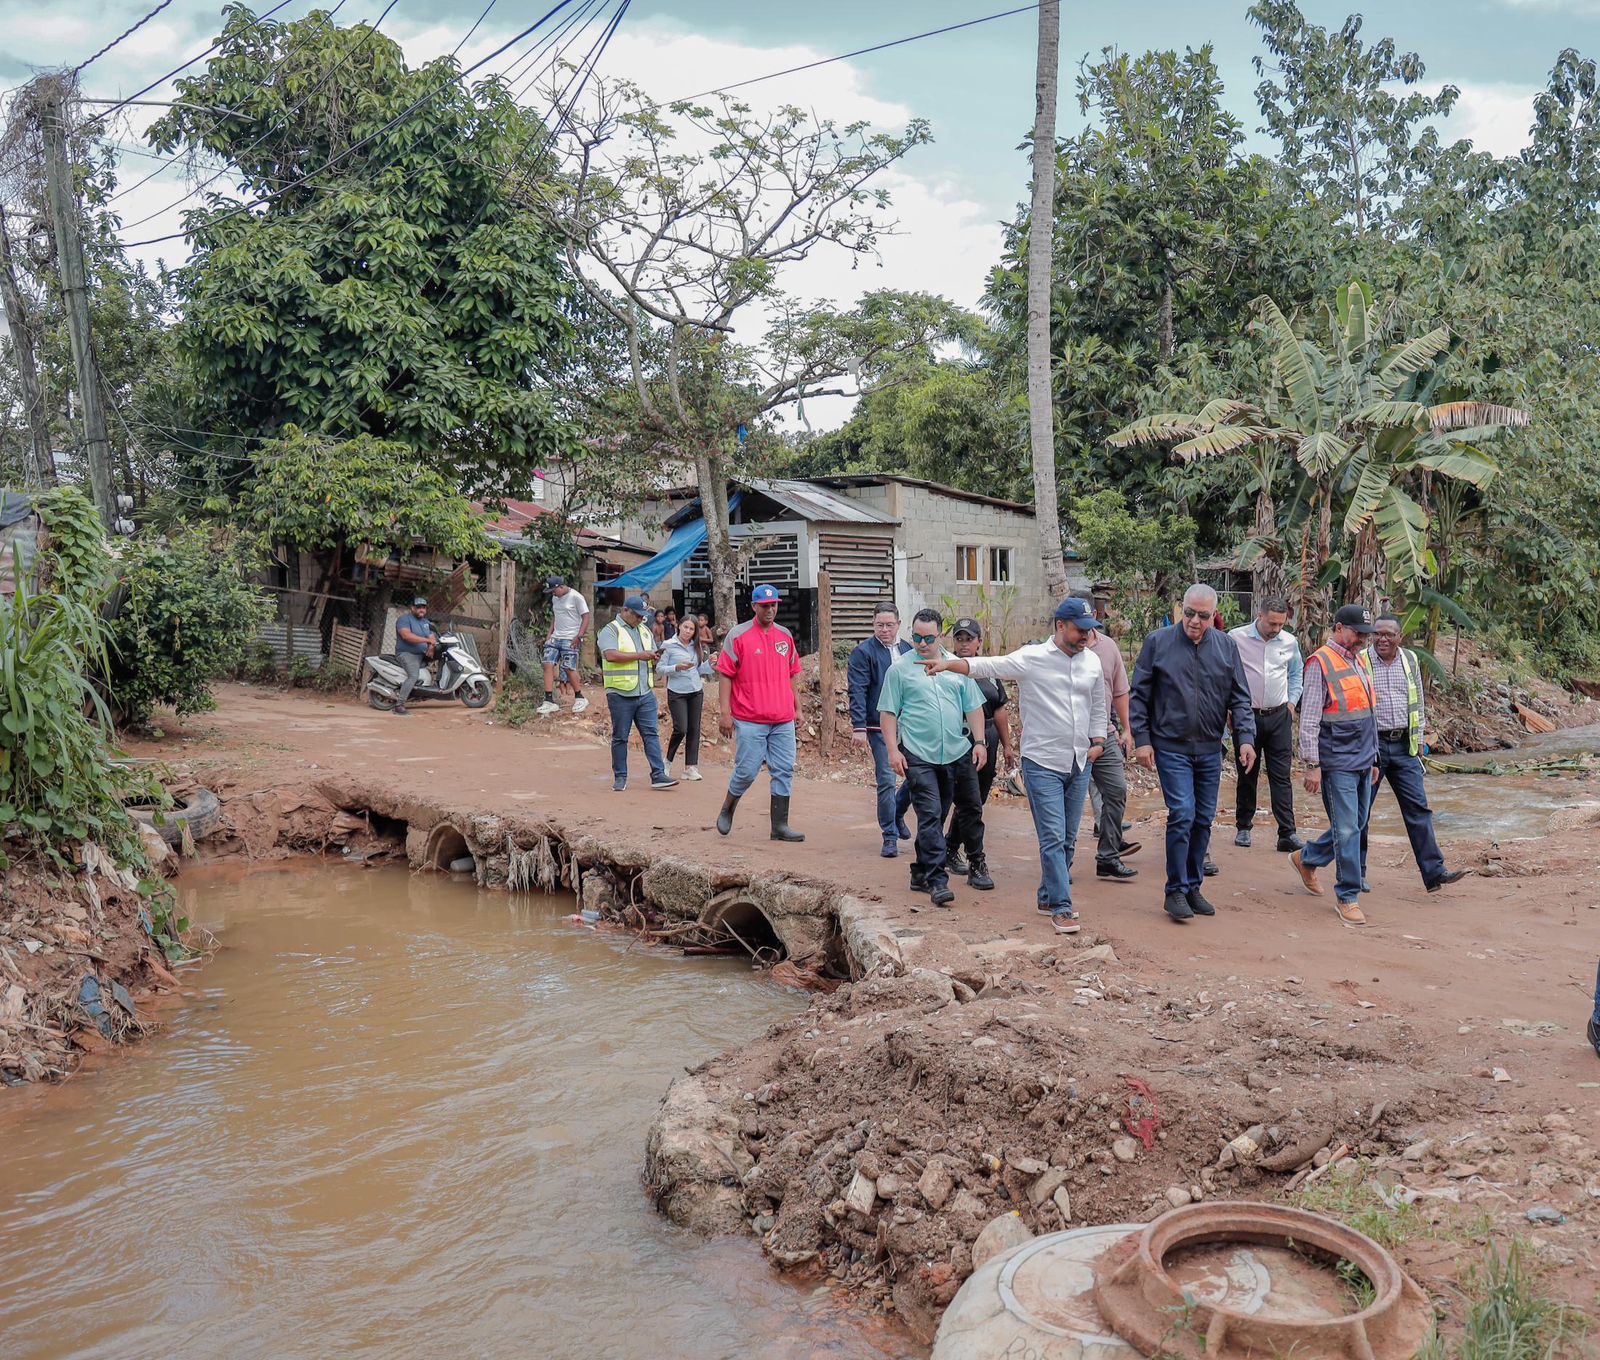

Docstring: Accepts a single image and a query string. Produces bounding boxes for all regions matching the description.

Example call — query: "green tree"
[108,529,274,722]
[241,427,490,559]
[1070,488,1196,635]
[1109,281,1526,627]
[144,4,578,494]
[986,44,1319,505]
[1249,0,1460,239]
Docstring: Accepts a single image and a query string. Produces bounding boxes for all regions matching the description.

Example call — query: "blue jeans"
[1593,961,1600,1027]
[1360,735,1446,884]
[730,720,796,797]
[1300,767,1374,903]
[865,730,913,837]
[1154,748,1223,896]
[1020,756,1090,916]
[542,638,579,681]
[606,692,666,783]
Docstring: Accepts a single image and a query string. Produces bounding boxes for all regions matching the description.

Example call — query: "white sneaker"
[535,700,559,716]
[572,696,589,713]
[684,766,703,781]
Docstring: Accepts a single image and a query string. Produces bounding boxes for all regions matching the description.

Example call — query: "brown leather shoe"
[1291,849,1323,896]
[1332,898,1367,927]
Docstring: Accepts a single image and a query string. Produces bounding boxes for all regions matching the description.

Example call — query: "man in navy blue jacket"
[849,601,913,857]
[1130,583,1257,923]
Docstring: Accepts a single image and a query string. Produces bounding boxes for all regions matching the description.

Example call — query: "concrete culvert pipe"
[448,855,476,875]
[700,896,786,962]
[423,823,470,872]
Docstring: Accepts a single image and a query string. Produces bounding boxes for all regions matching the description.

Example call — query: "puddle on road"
[0,864,921,1360]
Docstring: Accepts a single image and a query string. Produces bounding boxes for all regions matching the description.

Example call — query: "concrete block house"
[607,474,1085,654]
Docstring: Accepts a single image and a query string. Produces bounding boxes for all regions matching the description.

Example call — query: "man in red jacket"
[715,584,805,842]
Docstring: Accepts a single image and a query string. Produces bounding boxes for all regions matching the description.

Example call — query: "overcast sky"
[5,0,1597,427]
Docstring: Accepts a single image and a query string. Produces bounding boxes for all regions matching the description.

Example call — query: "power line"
[83,0,303,129]
[74,0,180,76]
[452,0,499,57]
[109,0,392,223]
[674,3,1039,102]
[120,0,584,247]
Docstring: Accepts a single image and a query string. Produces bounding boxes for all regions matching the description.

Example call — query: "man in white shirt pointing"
[921,597,1107,934]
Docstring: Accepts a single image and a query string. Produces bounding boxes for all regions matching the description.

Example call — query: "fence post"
[496,557,513,687]
[817,568,835,757]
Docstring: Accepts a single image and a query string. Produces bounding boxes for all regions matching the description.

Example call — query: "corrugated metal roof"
[746,479,898,524]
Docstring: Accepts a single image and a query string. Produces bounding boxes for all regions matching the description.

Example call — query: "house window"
[988,547,1013,584]
[956,545,979,583]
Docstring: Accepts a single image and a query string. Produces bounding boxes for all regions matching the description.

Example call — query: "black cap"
[1334,604,1375,633]
[951,616,982,638]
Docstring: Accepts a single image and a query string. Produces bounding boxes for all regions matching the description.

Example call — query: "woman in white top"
[655,616,715,779]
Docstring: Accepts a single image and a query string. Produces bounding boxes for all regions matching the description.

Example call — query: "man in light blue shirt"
[877,608,987,908]
[1228,595,1304,852]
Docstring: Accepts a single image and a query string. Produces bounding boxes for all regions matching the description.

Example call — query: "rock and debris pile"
[646,937,1480,1343]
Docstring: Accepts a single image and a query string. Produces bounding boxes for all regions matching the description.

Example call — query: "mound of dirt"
[656,939,1477,1343]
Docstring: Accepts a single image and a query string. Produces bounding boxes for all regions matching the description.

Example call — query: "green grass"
[1419,1242,1584,1360]
[1294,1170,1422,1250]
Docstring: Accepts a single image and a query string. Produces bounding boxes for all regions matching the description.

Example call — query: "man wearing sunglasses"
[922,597,1108,934]
[878,610,989,907]
[1129,584,1257,924]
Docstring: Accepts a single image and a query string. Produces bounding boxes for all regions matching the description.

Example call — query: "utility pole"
[38,78,114,526]
[0,203,55,488]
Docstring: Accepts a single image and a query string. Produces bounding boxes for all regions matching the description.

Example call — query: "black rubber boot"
[716,791,740,836]
[769,795,805,842]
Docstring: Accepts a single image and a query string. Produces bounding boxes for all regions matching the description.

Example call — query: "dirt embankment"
[0,844,180,1087]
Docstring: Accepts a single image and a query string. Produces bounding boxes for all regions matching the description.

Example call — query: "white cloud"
[1440,81,1539,159]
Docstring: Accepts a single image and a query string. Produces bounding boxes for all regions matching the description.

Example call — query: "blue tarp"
[601,492,742,589]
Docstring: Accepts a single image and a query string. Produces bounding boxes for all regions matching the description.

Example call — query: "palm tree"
[1027,0,1069,600]
[1108,280,1527,627]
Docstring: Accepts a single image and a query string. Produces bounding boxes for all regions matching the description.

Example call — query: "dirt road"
[159,684,1599,1104]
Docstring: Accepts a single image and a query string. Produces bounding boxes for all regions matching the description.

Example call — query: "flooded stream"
[0,865,920,1360]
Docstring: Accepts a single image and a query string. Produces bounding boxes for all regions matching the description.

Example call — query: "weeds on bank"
[493,675,543,728]
[1294,1170,1422,1250]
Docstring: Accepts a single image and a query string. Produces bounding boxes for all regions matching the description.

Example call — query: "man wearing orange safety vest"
[1290,604,1379,926]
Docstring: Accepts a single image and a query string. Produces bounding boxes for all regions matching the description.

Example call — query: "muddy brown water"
[0,864,922,1360]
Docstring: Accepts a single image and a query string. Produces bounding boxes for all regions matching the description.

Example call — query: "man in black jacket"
[848,601,913,857]
[1130,584,1257,923]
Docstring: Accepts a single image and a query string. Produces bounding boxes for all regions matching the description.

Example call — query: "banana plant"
[1108,279,1528,618]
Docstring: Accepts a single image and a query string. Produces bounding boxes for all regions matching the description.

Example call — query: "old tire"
[460,676,493,709]
[367,688,398,711]
[129,787,222,849]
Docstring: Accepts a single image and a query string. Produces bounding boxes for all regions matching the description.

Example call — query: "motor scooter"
[365,633,492,710]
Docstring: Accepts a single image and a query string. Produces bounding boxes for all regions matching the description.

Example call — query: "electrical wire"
[83,0,302,128]
[73,0,180,76]
[106,0,359,207]
[110,0,400,226]
[451,0,499,57]
[120,0,583,247]
[674,3,1039,102]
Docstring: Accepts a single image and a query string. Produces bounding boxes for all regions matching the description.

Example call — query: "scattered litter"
[1491,1067,1512,1082]
[1525,1205,1566,1225]
[1122,1075,1161,1151]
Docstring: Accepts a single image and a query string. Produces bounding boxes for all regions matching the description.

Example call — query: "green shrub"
[108,530,274,723]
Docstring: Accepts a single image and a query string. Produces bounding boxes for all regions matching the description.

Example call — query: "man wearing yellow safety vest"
[598,594,678,793]
[1290,604,1379,926]
[1361,614,1468,893]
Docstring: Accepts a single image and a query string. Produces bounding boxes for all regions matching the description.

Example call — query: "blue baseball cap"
[751,583,781,603]
[623,594,649,614]
[1053,596,1102,628]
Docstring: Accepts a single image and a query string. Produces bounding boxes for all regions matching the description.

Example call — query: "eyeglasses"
[1182,608,1213,621]
[911,632,940,645]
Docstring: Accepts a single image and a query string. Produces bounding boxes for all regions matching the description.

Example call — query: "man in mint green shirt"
[878,608,988,908]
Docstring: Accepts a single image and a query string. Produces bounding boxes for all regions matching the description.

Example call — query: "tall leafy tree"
[538,77,939,629]
[144,4,579,495]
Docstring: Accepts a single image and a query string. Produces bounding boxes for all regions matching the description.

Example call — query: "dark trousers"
[1154,748,1222,896]
[1236,704,1297,837]
[1360,734,1446,884]
[666,690,703,765]
[903,748,977,890]
[606,691,667,783]
[1090,736,1128,865]
[945,745,988,860]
